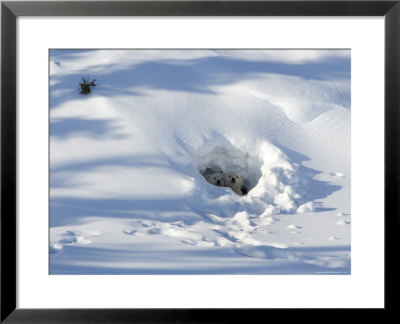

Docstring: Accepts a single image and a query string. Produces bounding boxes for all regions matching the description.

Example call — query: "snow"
[49,49,351,274]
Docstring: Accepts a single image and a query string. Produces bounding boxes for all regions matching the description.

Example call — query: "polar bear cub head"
[224,171,245,195]
[206,173,225,187]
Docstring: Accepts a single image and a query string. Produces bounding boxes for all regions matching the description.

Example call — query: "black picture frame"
[1,0,398,322]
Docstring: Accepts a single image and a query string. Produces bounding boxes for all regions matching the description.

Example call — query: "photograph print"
[49,49,351,274]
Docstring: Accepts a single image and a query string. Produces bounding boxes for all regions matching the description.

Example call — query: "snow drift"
[49,49,351,274]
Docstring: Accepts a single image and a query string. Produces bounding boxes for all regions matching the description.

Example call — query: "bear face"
[224,171,245,195]
[206,172,225,187]
[224,171,243,186]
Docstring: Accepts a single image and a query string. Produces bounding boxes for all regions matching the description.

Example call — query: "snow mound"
[49,49,350,274]
[193,139,304,212]
[296,201,316,214]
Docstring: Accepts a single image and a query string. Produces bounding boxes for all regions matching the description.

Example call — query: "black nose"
[231,179,236,183]
[216,180,220,184]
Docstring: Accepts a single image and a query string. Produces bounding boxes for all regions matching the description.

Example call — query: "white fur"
[224,171,245,195]
[206,172,225,187]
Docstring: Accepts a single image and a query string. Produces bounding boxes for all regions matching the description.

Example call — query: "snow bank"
[49,49,351,274]
[193,137,306,211]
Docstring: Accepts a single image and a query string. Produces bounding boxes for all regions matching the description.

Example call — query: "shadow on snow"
[50,54,350,109]
[49,244,350,275]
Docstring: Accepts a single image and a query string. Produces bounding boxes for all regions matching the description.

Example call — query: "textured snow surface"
[50,49,351,274]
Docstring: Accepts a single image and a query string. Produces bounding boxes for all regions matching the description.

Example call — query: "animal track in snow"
[140,221,152,228]
[336,220,351,225]
[123,229,137,235]
[148,227,161,235]
[50,229,101,254]
[59,230,92,244]
[49,243,63,254]
[329,171,345,178]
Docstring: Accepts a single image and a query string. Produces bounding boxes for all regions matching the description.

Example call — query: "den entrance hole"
[195,145,263,196]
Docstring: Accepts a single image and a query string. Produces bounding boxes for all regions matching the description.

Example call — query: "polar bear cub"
[206,173,225,187]
[224,171,245,195]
